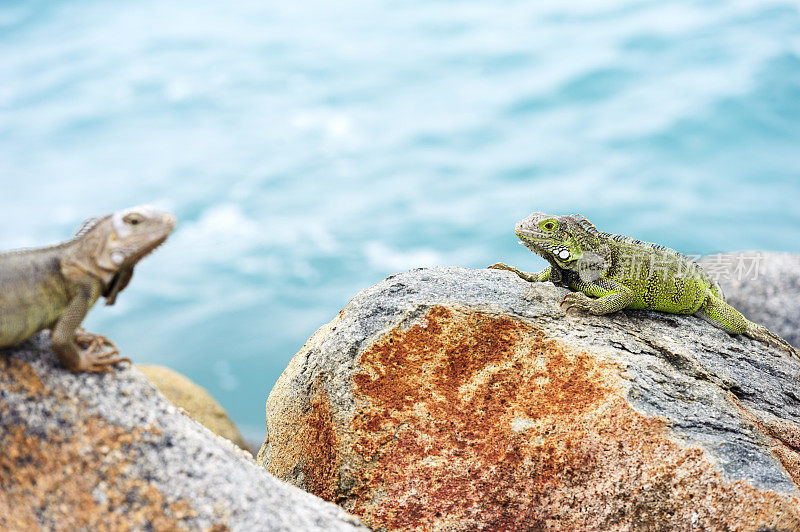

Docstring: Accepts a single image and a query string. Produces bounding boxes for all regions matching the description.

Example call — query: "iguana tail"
[696,289,798,358]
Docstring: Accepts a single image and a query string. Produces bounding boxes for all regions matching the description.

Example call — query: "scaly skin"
[490,212,798,357]
[0,206,176,372]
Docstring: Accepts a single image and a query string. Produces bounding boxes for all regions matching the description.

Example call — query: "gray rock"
[138,363,250,452]
[0,334,366,532]
[259,266,800,530]
[700,252,800,348]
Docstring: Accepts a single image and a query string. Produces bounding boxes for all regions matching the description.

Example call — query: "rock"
[700,252,800,348]
[0,334,366,532]
[138,364,248,451]
[258,266,800,531]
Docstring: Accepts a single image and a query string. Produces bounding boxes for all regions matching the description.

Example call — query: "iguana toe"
[82,349,131,372]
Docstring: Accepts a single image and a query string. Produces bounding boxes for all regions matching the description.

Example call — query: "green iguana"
[0,206,177,372]
[490,212,797,356]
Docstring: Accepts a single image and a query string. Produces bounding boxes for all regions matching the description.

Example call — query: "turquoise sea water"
[1,1,799,440]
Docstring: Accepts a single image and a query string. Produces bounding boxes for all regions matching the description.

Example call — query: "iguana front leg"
[489,263,553,282]
[50,283,130,372]
[561,278,635,315]
[695,291,798,357]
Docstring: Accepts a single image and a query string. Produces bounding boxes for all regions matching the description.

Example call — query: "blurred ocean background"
[1,0,799,441]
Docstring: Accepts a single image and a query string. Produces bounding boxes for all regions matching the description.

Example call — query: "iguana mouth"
[515,229,547,243]
[516,231,550,252]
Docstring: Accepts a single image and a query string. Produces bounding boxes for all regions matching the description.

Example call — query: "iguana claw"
[74,328,130,372]
[560,292,595,315]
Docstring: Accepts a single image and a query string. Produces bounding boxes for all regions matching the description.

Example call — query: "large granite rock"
[0,334,366,532]
[700,252,800,349]
[258,266,800,531]
[138,364,248,451]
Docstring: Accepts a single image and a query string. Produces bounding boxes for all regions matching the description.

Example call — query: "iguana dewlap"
[490,212,797,357]
[0,206,176,372]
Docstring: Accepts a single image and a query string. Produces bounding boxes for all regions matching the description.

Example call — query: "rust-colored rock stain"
[261,378,342,503]
[0,355,222,531]
[334,306,800,531]
[303,385,341,502]
[0,354,46,396]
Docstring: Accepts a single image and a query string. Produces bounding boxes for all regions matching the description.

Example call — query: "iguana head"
[514,212,606,274]
[101,206,177,269]
[62,205,177,300]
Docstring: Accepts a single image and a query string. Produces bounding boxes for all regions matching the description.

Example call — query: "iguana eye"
[540,220,557,231]
[124,214,143,225]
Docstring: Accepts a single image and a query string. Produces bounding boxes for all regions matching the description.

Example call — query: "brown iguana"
[0,205,177,372]
[490,212,798,357]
